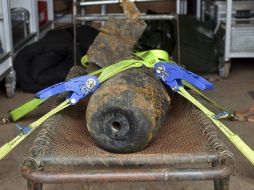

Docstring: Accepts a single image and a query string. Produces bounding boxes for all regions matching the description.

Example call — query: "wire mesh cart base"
[21,69,234,190]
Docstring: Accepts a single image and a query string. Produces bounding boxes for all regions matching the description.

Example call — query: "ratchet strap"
[134,51,233,118]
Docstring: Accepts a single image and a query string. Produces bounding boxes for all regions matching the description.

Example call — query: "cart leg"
[27,181,43,190]
[218,57,231,79]
[218,177,230,190]
[212,161,220,190]
[5,68,16,98]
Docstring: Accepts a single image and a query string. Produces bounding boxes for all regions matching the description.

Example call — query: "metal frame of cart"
[0,0,16,97]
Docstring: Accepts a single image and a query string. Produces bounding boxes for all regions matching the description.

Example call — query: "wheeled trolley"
[203,0,254,78]
[0,0,16,97]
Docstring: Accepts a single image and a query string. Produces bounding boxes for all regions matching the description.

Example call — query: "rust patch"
[86,0,146,69]
[122,0,141,20]
[86,84,130,117]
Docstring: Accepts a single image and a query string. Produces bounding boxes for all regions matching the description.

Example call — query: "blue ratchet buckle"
[35,75,100,105]
[154,62,214,91]
[16,124,32,134]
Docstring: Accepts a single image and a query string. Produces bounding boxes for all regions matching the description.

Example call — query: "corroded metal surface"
[122,0,141,20]
[86,67,171,153]
[86,0,146,68]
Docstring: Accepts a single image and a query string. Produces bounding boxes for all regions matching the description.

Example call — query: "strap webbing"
[133,49,172,66]
[81,55,89,67]
[178,87,254,165]
[10,99,46,122]
[0,100,70,160]
[182,81,233,115]
[98,60,144,82]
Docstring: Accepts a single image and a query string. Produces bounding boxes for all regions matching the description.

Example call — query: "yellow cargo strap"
[0,100,70,160]
[178,87,254,165]
[81,55,89,67]
[182,81,233,116]
[133,49,173,67]
[98,60,144,82]
[10,98,46,122]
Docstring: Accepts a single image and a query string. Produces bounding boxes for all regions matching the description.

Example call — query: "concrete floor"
[0,61,254,190]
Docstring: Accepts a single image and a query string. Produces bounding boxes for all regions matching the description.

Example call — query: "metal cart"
[0,0,16,97]
[22,79,234,190]
[0,0,54,97]
[202,0,254,78]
